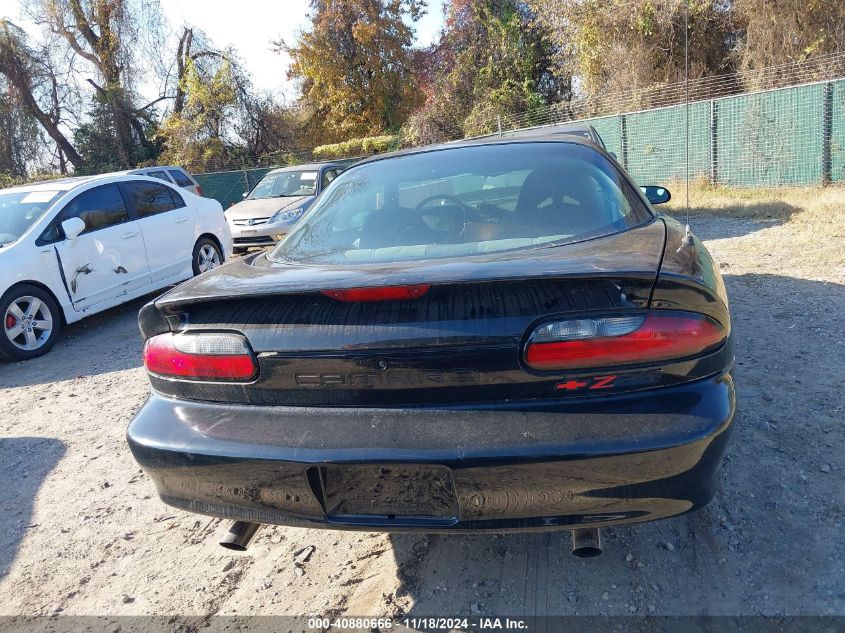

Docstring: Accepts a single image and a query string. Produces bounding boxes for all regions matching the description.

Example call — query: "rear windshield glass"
[146,170,170,182]
[270,142,650,265]
[167,169,194,187]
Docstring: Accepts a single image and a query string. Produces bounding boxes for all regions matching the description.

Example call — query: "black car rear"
[127,136,735,538]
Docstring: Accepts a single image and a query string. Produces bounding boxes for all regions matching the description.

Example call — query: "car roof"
[265,162,342,175]
[2,175,102,193]
[1,172,178,195]
[121,165,189,173]
[469,122,603,144]
[351,125,604,168]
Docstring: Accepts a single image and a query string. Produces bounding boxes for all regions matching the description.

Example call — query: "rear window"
[145,170,171,182]
[271,142,650,265]
[167,169,194,187]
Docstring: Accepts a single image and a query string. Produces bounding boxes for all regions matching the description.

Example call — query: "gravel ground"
[0,213,843,620]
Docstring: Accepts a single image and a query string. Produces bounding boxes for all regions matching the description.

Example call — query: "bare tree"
[29,0,167,166]
[0,19,84,169]
[0,82,42,179]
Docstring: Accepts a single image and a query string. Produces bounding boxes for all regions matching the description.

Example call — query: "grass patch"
[664,182,845,222]
[660,182,845,280]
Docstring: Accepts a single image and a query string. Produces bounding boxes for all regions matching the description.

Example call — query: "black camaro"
[128,130,735,557]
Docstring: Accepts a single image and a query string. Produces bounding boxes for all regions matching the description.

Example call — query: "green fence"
[574,79,844,187]
[193,167,273,209]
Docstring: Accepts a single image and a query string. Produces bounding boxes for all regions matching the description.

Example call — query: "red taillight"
[196,185,204,197]
[524,312,725,371]
[321,284,430,302]
[143,333,257,381]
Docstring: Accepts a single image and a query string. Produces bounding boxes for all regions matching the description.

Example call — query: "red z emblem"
[555,375,617,391]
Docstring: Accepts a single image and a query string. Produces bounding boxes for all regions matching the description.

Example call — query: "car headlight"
[270,207,305,223]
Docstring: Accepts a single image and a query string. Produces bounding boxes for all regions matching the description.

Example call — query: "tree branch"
[85,77,107,95]
[190,50,226,61]
[137,95,173,111]
[53,20,98,65]
[68,0,100,50]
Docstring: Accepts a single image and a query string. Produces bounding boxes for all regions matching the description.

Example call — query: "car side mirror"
[640,186,671,205]
[61,217,86,240]
[242,192,248,199]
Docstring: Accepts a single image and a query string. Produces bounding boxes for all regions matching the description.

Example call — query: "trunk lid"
[153,220,667,406]
[159,220,665,307]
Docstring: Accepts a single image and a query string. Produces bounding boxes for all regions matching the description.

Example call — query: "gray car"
[225,163,344,252]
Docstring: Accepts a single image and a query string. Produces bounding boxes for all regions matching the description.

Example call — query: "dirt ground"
[1,207,843,622]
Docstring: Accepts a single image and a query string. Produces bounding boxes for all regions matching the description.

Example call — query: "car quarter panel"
[193,195,232,257]
[651,215,730,330]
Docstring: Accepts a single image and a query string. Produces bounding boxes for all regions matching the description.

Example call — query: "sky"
[4,0,446,101]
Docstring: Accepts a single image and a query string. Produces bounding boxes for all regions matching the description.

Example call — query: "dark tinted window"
[167,169,194,187]
[146,170,170,182]
[321,168,340,190]
[123,181,185,217]
[60,184,129,235]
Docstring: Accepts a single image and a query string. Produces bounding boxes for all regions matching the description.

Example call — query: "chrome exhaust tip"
[219,521,261,551]
[571,527,603,558]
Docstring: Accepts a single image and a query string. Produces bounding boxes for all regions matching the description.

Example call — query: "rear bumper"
[127,373,735,532]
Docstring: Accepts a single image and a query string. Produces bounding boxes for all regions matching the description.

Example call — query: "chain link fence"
[194,167,273,209]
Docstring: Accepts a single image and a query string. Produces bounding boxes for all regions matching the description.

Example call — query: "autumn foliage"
[284,0,424,145]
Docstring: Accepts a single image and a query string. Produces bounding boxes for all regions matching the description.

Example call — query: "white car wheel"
[0,285,62,361]
[192,238,223,275]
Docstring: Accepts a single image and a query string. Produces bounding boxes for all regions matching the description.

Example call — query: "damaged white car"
[0,173,232,360]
